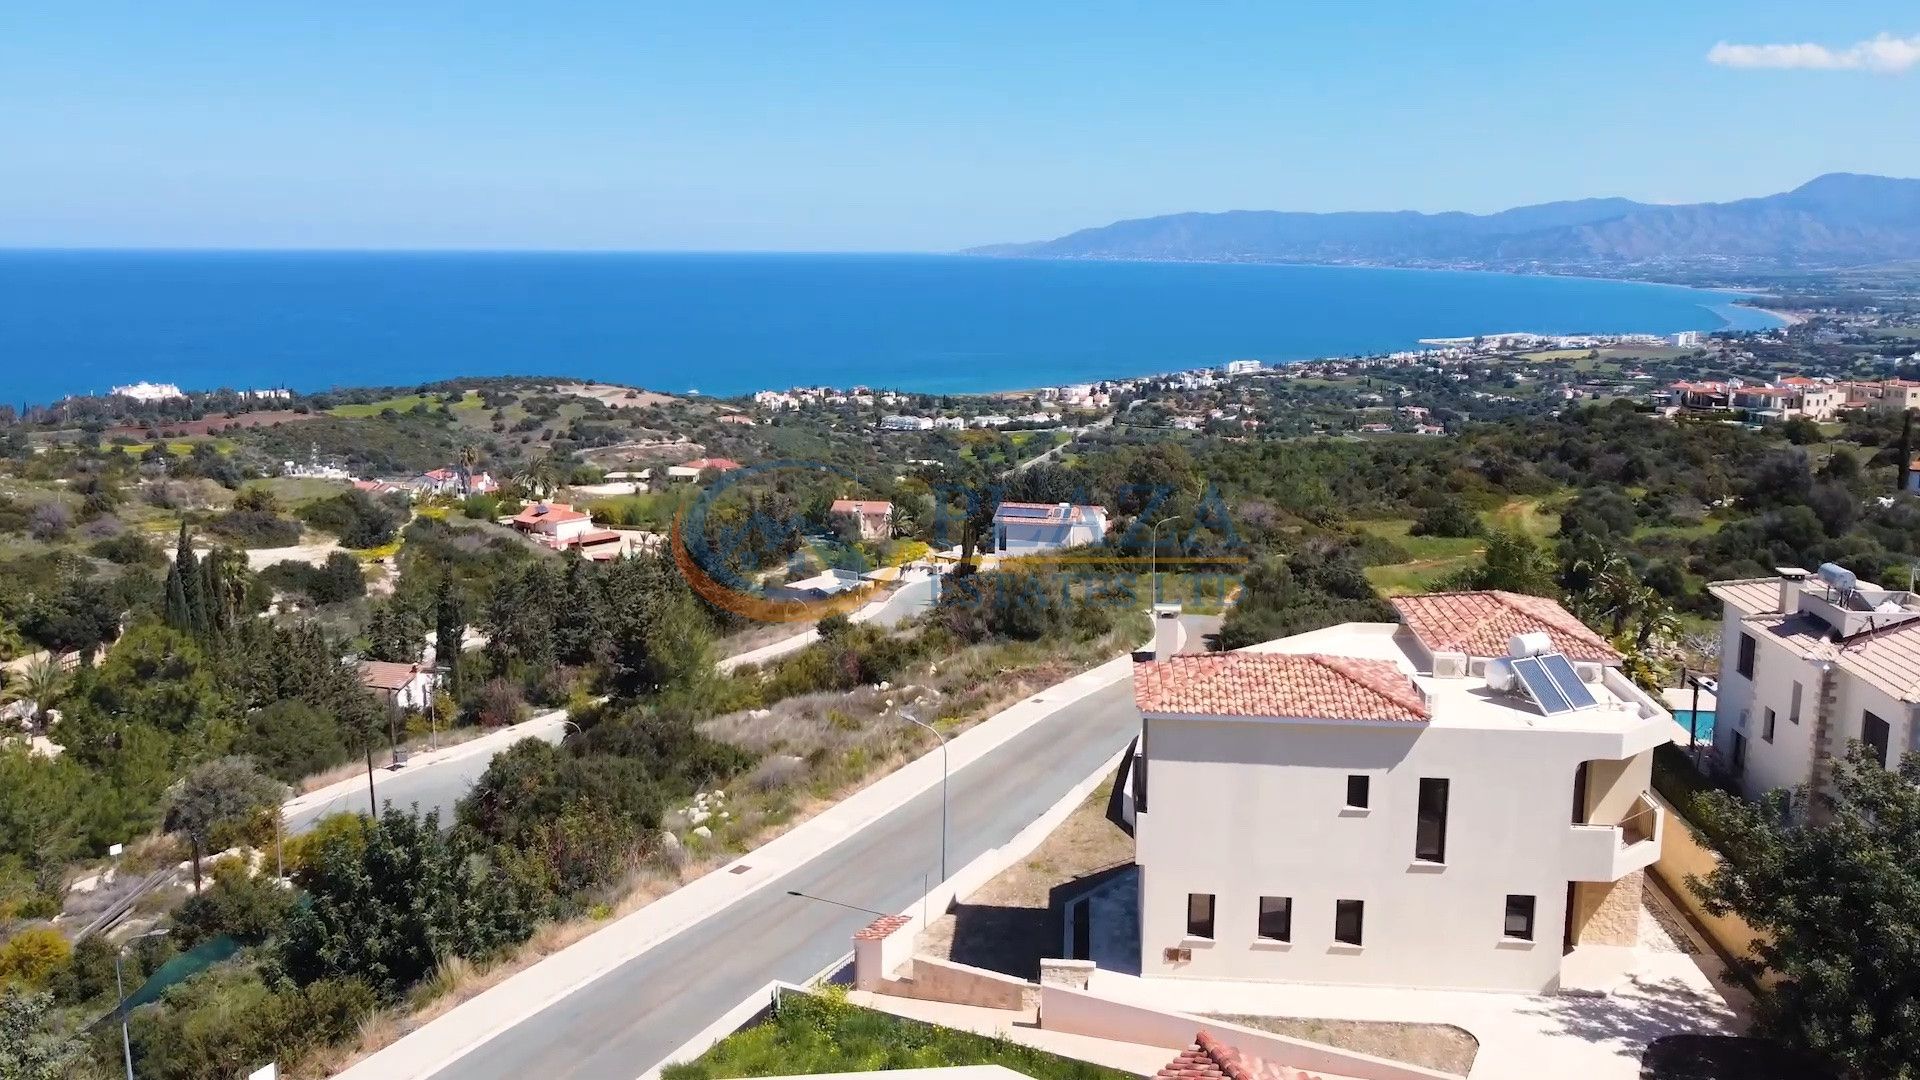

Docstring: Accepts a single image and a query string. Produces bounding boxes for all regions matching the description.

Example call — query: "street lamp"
[1146,515,1189,608]
[784,889,892,918]
[115,928,170,1080]
[898,712,949,883]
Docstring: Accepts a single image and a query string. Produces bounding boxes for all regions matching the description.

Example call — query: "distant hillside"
[970,174,1920,273]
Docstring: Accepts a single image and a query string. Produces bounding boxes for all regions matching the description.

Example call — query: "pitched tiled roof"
[1836,620,1920,704]
[831,499,893,515]
[1134,653,1429,722]
[1708,577,1785,615]
[358,660,422,692]
[678,457,742,471]
[1391,590,1619,663]
[1155,1032,1327,1080]
[512,502,590,526]
[853,914,910,941]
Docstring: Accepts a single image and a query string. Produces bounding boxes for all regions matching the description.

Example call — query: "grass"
[662,989,1134,1080]
[329,391,482,418]
[258,476,354,506]
[1357,496,1558,596]
[1634,519,1726,541]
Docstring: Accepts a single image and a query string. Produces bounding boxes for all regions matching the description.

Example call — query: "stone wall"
[1571,871,1644,946]
[879,956,1028,1011]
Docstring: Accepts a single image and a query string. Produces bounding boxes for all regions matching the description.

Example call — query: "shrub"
[1410,500,1484,538]
[0,928,72,990]
[206,509,302,548]
[172,861,296,946]
[90,530,163,567]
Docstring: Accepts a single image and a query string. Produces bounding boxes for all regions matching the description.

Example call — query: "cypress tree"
[174,523,207,637]
[434,570,463,698]
[164,563,192,632]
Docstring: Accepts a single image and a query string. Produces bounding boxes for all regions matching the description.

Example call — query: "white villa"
[1129,590,1672,993]
[1708,565,1920,807]
[357,660,436,711]
[991,502,1108,555]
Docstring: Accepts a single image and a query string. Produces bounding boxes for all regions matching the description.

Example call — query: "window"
[1763,708,1776,744]
[1736,634,1756,679]
[1415,778,1450,863]
[1257,896,1292,942]
[1504,895,1536,941]
[1334,899,1365,946]
[1863,712,1891,769]
[1345,775,1369,809]
[1186,893,1215,939]
[1789,682,1802,725]
[1730,731,1747,775]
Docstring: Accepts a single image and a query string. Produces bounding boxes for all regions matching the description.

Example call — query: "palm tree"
[17,656,65,734]
[458,443,483,495]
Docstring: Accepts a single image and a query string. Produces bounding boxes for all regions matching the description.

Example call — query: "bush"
[129,969,376,1080]
[297,491,400,549]
[172,861,297,946]
[0,928,72,990]
[1410,500,1484,538]
[206,509,303,548]
[90,530,163,567]
[235,699,351,783]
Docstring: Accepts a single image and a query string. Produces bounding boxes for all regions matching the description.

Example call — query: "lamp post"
[899,712,948,882]
[784,889,892,918]
[116,928,170,1080]
[1146,515,1189,608]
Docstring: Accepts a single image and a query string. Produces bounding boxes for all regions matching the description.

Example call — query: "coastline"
[5,252,1796,408]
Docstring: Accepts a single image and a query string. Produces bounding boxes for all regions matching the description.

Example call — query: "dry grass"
[1208,1015,1479,1077]
[916,775,1132,980]
[295,725,496,794]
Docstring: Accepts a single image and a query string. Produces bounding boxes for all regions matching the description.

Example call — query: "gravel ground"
[1208,1015,1479,1077]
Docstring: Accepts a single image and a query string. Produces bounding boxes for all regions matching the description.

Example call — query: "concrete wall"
[1570,872,1644,946]
[1647,792,1770,971]
[880,956,1027,1011]
[1713,602,1824,802]
[1039,984,1456,1080]
[1134,713,1658,991]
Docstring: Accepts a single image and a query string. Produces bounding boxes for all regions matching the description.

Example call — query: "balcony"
[1567,793,1663,882]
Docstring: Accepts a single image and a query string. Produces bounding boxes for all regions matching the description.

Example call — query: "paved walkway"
[1085,948,1739,1080]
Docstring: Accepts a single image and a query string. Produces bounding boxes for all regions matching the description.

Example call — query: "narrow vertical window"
[1504,895,1536,941]
[1863,712,1891,768]
[1415,778,1449,863]
[1186,893,1215,939]
[1345,775,1369,809]
[1257,897,1291,942]
[1788,682,1802,724]
[1736,634,1756,678]
[1334,900,1364,946]
[1763,708,1776,744]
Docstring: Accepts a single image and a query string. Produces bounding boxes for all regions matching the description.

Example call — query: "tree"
[164,757,286,893]
[234,699,350,783]
[1409,499,1483,538]
[433,568,464,697]
[1691,745,1920,1078]
[172,523,207,636]
[1446,530,1557,596]
[0,990,80,1080]
[15,656,64,733]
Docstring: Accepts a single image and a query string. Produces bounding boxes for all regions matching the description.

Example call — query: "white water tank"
[1507,631,1552,658]
[1484,657,1518,692]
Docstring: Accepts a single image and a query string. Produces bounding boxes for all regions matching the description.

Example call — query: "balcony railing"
[1568,793,1663,882]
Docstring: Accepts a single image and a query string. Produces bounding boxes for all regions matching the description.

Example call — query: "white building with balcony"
[1130,590,1671,993]
[1708,565,1920,806]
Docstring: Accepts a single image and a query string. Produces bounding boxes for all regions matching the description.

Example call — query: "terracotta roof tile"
[831,499,893,515]
[358,660,422,692]
[512,502,590,526]
[1134,653,1429,722]
[1154,1032,1326,1080]
[1391,590,1619,663]
[853,914,910,941]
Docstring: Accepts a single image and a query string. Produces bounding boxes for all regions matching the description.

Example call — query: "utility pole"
[899,712,948,882]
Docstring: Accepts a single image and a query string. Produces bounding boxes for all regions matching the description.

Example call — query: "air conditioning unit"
[1434,655,1468,679]
[1162,946,1192,963]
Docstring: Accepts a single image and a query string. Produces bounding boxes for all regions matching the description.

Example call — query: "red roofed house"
[829,499,894,541]
[666,457,744,481]
[357,660,436,711]
[510,502,627,559]
[1130,591,1669,993]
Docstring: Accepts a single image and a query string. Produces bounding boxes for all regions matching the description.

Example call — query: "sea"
[0,251,1783,406]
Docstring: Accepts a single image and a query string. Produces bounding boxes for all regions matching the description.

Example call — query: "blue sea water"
[0,251,1782,406]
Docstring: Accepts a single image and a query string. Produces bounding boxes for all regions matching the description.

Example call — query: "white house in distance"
[357,660,436,711]
[829,499,893,541]
[1130,590,1671,993]
[509,502,627,559]
[1707,565,1920,806]
[990,502,1108,554]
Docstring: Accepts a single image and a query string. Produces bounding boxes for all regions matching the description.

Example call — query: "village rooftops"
[511,502,590,526]
[830,499,892,515]
[1712,571,1920,703]
[357,660,423,693]
[1390,590,1620,664]
[677,457,742,472]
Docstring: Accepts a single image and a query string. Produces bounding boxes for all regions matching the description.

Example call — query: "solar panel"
[1539,653,1599,710]
[1511,656,1572,714]
[1511,651,1598,715]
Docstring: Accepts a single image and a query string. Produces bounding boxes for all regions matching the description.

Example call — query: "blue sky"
[1,2,1916,250]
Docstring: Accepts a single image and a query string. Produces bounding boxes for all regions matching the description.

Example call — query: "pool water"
[1672,709,1716,742]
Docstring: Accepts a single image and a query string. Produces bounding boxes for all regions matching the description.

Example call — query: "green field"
[1358,497,1560,596]
[330,390,483,418]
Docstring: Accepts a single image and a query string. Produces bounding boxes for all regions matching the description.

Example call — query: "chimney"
[1153,602,1183,660]
[1776,566,1810,615]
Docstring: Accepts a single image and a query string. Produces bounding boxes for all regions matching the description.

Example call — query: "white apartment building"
[1708,566,1920,805]
[1131,590,1672,993]
[991,501,1108,554]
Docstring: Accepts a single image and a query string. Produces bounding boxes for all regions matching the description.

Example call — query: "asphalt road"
[427,676,1140,1080]
[868,574,935,628]
[284,722,567,835]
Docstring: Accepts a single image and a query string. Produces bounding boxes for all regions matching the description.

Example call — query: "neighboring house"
[1708,566,1920,806]
[830,499,894,541]
[358,660,436,711]
[509,502,628,559]
[413,467,500,498]
[666,457,743,481]
[1131,590,1671,993]
[1908,457,1920,495]
[991,502,1107,554]
[352,478,410,498]
[880,415,935,431]
[1841,378,1920,412]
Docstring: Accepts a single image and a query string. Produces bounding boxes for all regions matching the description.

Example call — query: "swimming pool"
[1672,709,1716,742]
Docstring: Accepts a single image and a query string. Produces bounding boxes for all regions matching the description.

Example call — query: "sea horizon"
[0,250,1784,406]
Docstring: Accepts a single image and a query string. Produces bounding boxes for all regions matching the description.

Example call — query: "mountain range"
[968,173,1920,274]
